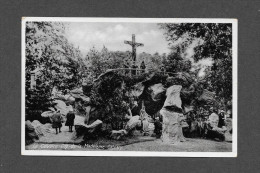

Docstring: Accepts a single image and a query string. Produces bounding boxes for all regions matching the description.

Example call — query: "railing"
[93,68,180,82]
[107,68,146,77]
[107,68,179,77]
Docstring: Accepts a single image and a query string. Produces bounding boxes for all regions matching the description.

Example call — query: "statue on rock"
[160,85,186,144]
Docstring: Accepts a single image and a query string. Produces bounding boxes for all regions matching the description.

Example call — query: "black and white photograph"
[22,18,237,157]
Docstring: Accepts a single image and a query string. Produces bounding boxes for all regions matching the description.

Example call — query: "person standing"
[140,61,146,74]
[51,110,62,134]
[65,105,75,132]
[154,117,162,138]
[218,110,226,128]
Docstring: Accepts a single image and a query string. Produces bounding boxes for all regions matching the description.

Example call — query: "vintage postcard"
[22,17,237,157]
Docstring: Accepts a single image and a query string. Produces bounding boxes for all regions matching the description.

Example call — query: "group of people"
[184,106,230,141]
[49,103,76,134]
[123,100,231,142]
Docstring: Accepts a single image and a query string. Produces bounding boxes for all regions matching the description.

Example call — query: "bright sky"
[65,22,171,56]
[64,22,213,77]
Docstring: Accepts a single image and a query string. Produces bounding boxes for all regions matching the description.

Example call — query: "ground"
[26,122,232,152]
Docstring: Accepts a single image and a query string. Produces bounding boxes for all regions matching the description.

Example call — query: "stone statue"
[160,85,186,144]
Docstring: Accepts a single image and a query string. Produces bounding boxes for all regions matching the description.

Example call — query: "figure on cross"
[124,34,144,75]
[124,34,144,64]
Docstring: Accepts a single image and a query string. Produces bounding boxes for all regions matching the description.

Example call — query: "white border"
[21,17,238,157]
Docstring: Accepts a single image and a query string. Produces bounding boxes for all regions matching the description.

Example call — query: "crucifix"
[124,34,144,65]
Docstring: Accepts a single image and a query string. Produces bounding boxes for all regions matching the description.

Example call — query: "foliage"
[162,47,192,74]
[138,52,166,73]
[160,23,232,103]
[85,47,129,79]
[89,72,130,129]
[25,22,86,116]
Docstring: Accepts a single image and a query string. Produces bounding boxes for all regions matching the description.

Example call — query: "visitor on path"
[153,116,162,138]
[65,105,75,132]
[51,110,63,134]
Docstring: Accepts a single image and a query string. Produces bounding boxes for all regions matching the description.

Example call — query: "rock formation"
[160,85,186,144]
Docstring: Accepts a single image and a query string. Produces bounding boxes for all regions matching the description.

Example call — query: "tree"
[25,22,85,118]
[145,52,163,72]
[160,23,232,103]
[88,71,130,129]
[86,47,128,79]
[162,47,192,74]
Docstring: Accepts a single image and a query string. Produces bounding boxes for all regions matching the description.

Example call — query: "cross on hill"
[124,34,144,65]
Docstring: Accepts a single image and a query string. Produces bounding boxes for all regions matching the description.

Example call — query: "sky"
[65,22,170,56]
[64,22,213,77]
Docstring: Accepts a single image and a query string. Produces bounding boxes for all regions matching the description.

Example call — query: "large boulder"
[208,112,219,128]
[125,115,142,133]
[70,87,90,103]
[110,116,141,140]
[130,82,145,97]
[41,110,55,118]
[198,89,216,105]
[206,113,229,141]
[160,109,186,144]
[183,105,194,114]
[148,83,166,101]
[141,83,167,116]
[25,120,39,145]
[53,100,71,115]
[31,120,44,136]
[75,119,103,141]
[160,85,186,144]
[163,85,182,110]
